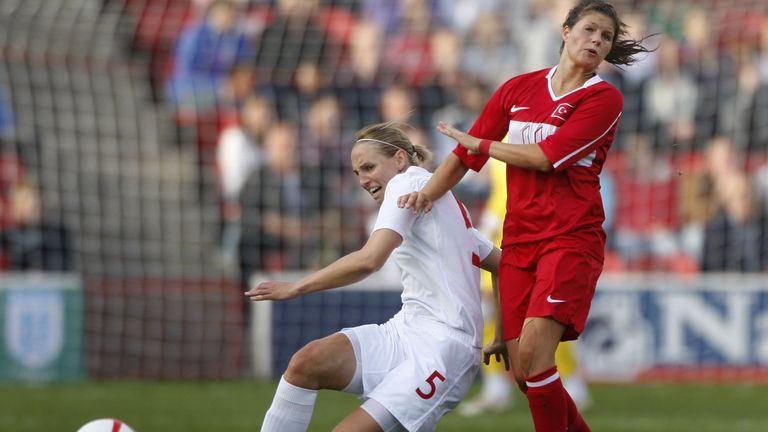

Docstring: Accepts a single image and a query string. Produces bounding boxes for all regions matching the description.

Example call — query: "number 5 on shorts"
[415,370,446,399]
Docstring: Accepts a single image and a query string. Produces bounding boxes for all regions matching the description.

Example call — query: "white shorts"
[340,311,480,432]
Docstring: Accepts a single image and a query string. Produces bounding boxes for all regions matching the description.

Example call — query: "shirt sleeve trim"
[551,112,621,169]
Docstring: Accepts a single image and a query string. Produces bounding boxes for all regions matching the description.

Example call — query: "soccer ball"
[77,418,136,432]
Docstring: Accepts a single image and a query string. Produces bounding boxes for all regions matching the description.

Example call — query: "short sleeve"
[471,228,495,261]
[539,86,623,172]
[372,175,418,238]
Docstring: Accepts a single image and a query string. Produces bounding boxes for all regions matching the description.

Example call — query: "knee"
[285,339,326,389]
[517,343,536,377]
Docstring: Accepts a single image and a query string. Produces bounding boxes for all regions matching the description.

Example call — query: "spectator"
[430,79,491,161]
[362,0,447,36]
[701,172,768,272]
[609,133,690,271]
[642,35,698,149]
[302,93,364,263]
[716,46,758,147]
[269,61,328,122]
[301,92,348,171]
[680,7,721,143]
[254,0,338,85]
[0,181,72,272]
[218,65,258,121]
[381,0,443,86]
[417,27,463,125]
[379,84,418,125]
[440,0,509,37]
[0,150,25,229]
[516,0,574,71]
[166,0,254,119]
[461,12,522,88]
[215,92,274,270]
[333,19,392,130]
[0,83,15,141]
[238,122,324,287]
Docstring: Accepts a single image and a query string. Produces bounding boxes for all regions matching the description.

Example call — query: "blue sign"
[579,276,768,381]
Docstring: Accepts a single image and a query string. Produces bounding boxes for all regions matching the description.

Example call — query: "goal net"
[0,0,766,383]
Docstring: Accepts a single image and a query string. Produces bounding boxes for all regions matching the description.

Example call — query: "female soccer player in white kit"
[247,121,505,431]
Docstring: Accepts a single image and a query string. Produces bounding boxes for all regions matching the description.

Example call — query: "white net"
[0,0,766,381]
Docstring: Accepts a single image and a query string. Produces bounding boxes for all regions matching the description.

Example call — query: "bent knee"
[517,344,536,376]
[285,340,327,388]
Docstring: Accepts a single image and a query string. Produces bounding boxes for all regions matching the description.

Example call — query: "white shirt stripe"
[552,113,621,169]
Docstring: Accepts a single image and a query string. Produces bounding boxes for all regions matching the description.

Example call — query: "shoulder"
[492,69,551,105]
[386,167,431,196]
[592,79,623,102]
[580,79,623,112]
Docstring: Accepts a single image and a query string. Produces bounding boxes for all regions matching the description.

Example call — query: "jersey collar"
[545,66,604,101]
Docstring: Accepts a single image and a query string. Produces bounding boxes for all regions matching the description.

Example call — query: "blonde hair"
[354,122,432,166]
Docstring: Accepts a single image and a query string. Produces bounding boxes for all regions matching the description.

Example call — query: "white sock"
[260,376,318,432]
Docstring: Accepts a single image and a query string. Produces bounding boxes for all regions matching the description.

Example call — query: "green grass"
[2,380,768,431]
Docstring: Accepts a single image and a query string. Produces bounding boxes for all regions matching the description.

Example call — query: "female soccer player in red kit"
[399,1,654,430]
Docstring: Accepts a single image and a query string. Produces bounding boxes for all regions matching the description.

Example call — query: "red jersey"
[454,67,623,247]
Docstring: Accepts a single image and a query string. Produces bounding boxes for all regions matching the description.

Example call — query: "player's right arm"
[245,229,401,301]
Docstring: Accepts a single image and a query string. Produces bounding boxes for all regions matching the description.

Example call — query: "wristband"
[478,139,492,156]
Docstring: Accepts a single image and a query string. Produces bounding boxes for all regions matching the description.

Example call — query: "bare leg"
[284,333,357,390]
[505,338,527,393]
[261,333,357,432]
[517,317,564,377]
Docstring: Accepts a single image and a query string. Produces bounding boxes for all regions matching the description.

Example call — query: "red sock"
[525,366,567,431]
[564,390,591,432]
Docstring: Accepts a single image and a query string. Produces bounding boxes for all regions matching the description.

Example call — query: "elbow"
[531,145,553,172]
[358,251,386,274]
[537,162,554,173]
[360,259,381,274]
[534,158,554,172]
[480,260,499,275]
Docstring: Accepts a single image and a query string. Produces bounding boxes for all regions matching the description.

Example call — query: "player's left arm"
[245,229,402,301]
[478,247,509,370]
[474,230,510,369]
[484,271,510,370]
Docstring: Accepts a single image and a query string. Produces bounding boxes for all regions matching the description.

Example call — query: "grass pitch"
[2,380,767,431]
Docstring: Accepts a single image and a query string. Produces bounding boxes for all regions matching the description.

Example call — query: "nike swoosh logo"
[510,106,529,113]
[546,295,566,303]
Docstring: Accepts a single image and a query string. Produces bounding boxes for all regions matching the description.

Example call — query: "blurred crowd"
[2,0,768,281]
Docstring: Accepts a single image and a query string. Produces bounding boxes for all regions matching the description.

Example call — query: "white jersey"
[372,166,493,347]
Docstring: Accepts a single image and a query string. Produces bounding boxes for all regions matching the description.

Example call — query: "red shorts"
[499,230,604,341]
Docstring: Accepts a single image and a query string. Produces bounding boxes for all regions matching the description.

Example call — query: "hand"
[245,281,300,301]
[482,339,510,371]
[397,191,433,214]
[436,121,481,154]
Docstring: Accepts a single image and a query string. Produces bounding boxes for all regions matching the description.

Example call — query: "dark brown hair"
[560,0,655,67]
